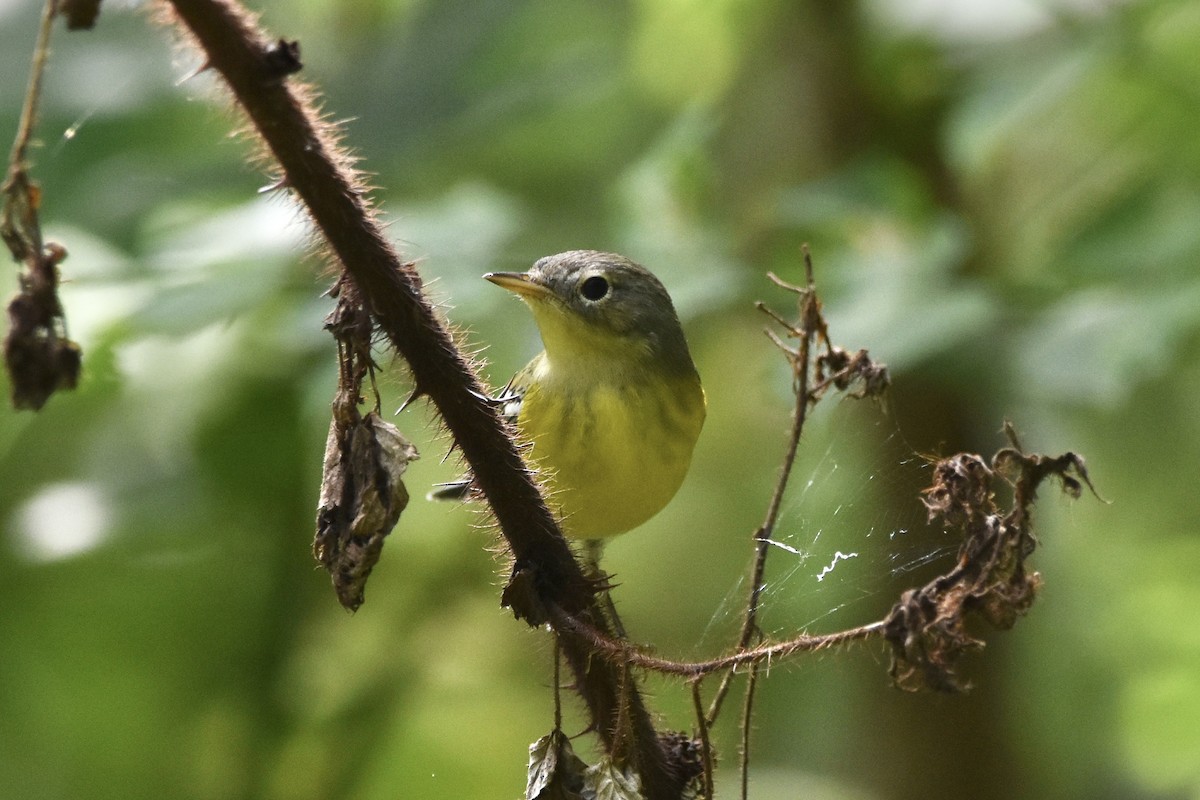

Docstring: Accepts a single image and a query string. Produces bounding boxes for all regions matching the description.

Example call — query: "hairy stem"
[551,602,884,677]
[707,249,820,726]
[162,1,684,795]
[739,663,759,800]
[690,680,715,800]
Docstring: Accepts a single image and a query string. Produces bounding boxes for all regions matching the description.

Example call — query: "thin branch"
[553,637,562,733]
[738,663,759,800]
[707,248,821,726]
[549,602,885,678]
[690,680,715,800]
[3,0,82,409]
[5,1,55,175]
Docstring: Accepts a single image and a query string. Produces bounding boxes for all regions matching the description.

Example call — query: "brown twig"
[738,663,758,800]
[2,0,82,410]
[690,680,715,800]
[5,1,54,176]
[548,602,885,677]
[700,256,816,724]
[698,247,892,795]
[707,248,825,726]
[161,1,689,795]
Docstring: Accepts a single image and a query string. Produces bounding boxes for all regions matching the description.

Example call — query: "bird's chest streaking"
[513,353,705,539]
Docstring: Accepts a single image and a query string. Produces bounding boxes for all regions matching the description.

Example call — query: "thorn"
[427,480,473,502]
[321,276,345,300]
[397,385,424,413]
[176,59,212,86]
[438,437,464,464]
[467,387,509,408]
[257,176,290,194]
[569,721,598,739]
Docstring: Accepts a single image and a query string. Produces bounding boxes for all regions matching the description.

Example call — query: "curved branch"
[161,1,689,796]
[550,602,885,678]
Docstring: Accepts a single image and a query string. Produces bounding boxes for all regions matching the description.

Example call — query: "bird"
[436,250,706,598]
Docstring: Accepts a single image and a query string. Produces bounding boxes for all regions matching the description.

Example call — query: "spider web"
[696,397,954,650]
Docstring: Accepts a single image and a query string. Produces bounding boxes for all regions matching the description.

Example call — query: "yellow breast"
[516,357,705,539]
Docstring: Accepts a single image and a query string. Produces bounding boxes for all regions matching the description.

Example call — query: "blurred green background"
[2,0,1198,798]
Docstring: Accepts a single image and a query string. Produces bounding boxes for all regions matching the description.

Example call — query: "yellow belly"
[516,369,705,539]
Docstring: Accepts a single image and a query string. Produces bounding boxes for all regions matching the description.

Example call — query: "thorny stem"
[690,680,715,800]
[553,637,562,733]
[739,663,759,800]
[162,1,684,795]
[707,248,823,727]
[549,603,885,677]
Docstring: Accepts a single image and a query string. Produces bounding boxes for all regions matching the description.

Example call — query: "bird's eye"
[580,275,610,302]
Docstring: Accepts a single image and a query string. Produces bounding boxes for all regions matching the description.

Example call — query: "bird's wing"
[427,371,529,502]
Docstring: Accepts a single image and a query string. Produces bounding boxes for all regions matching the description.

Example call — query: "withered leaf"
[582,757,643,800]
[886,438,1092,692]
[314,410,418,610]
[526,729,587,800]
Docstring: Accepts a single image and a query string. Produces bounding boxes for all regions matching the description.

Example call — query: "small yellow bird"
[486,250,706,542]
[437,251,705,559]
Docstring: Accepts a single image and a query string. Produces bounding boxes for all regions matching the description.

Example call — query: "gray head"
[485,251,696,374]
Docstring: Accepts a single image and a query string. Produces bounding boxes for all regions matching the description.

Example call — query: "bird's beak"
[484,271,554,301]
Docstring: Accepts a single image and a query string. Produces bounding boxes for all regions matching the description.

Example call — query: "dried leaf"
[582,758,643,800]
[313,410,418,610]
[886,437,1094,692]
[502,566,550,626]
[526,730,587,800]
[658,731,705,797]
[2,233,81,410]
